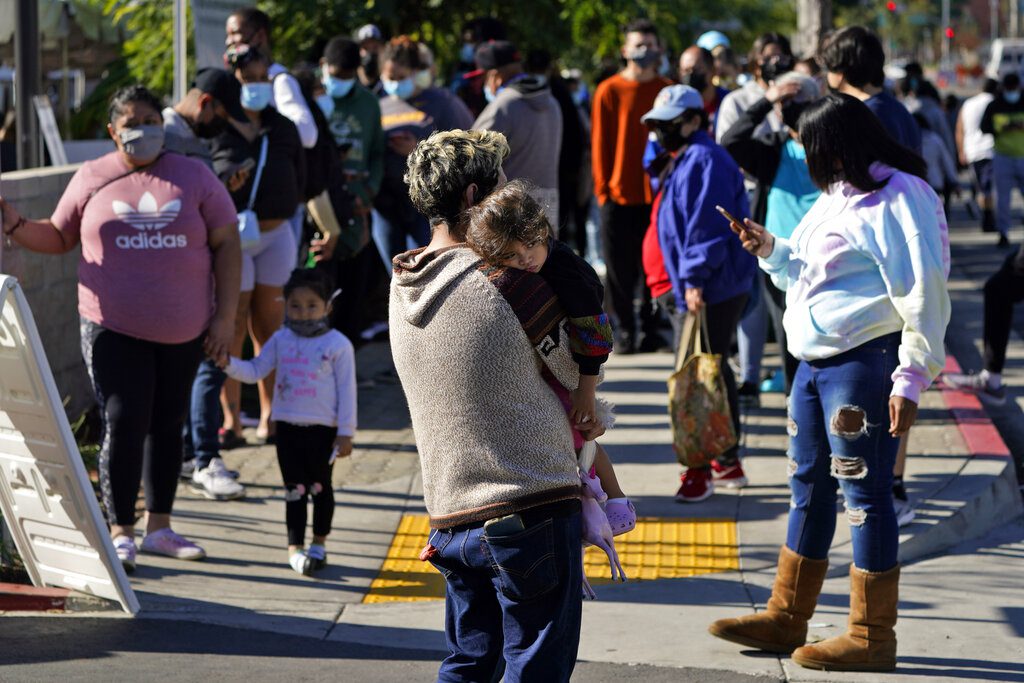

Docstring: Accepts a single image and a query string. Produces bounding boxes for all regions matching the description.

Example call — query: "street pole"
[173,0,188,103]
[991,0,999,41]
[1012,0,1020,38]
[941,0,950,71]
[14,0,41,170]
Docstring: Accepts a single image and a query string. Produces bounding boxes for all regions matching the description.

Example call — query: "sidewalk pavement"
[3,214,1023,682]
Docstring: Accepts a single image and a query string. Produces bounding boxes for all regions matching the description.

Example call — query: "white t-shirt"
[959,92,995,163]
[269,62,318,149]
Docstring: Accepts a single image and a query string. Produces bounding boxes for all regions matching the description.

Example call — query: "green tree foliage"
[75,0,194,97]
[71,0,794,136]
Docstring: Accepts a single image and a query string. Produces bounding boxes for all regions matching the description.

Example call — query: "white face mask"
[414,69,433,90]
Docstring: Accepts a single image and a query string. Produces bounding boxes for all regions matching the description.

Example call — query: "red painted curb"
[0,582,69,612]
[939,354,1011,458]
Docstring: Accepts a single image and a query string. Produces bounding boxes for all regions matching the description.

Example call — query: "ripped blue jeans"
[785,332,900,572]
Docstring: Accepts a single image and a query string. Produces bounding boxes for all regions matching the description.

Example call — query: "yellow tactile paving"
[363,514,738,604]
[363,514,446,604]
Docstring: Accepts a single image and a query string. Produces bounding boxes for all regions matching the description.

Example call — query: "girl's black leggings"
[81,320,203,526]
[275,422,336,546]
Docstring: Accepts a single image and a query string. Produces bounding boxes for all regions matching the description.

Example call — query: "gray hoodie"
[473,75,563,192]
[389,245,581,528]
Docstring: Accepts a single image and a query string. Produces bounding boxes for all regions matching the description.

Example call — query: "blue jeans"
[427,503,583,683]
[182,358,226,469]
[737,277,766,385]
[992,152,1024,237]
[785,333,900,572]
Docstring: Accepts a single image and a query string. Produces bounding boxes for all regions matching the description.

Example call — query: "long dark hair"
[799,93,927,193]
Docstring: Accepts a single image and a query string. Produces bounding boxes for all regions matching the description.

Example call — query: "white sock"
[981,370,1003,389]
[606,497,629,505]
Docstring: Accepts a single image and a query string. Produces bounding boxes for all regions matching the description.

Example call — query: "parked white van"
[986,38,1024,79]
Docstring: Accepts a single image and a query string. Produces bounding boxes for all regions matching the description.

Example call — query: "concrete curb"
[0,582,121,613]
[896,353,1023,565]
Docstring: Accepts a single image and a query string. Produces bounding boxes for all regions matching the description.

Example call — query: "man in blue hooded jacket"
[642,84,756,503]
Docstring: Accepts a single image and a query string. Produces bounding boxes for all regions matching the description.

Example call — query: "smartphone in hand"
[715,204,741,226]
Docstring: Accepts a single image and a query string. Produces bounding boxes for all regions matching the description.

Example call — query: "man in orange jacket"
[591,18,673,353]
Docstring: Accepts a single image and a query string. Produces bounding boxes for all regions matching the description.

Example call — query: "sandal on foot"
[605,498,636,536]
[218,429,246,450]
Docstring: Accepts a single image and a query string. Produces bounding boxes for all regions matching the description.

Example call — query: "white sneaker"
[289,549,313,576]
[192,457,245,500]
[942,371,1007,406]
[113,535,137,573]
[140,528,206,560]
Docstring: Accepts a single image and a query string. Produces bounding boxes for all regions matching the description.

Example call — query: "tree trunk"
[795,0,833,58]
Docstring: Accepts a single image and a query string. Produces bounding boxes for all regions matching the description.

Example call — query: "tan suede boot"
[792,564,899,672]
[708,546,828,653]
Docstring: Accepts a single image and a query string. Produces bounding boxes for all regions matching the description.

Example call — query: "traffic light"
[886,1,896,11]
[945,26,955,39]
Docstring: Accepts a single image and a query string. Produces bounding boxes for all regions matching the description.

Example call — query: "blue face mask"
[382,77,415,100]
[323,74,355,99]
[241,82,273,111]
[484,84,497,103]
[315,93,335,118]
[1006,90,1021,104]
[460,43,476,64]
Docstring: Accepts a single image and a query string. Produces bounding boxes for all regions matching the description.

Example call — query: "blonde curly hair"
[404,129,510,238]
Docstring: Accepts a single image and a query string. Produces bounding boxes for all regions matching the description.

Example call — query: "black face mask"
[781,100,809,132]
[193,113,228,139]
[679,71,708,93]
[361,52,379,78]
[285,317,331,338]
[653,120,690,151]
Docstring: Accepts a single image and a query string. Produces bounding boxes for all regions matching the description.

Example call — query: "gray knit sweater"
[390,245,582,528]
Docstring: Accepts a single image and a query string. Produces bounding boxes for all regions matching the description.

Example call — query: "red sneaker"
[675,468,714,503]
[711,460,749,488]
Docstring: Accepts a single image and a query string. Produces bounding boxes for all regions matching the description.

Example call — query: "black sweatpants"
[984,244,1024,373]
[80,320,203,526]
[275,421,336,546]
[659,292,748,468]
[321,243,378,346]
[600,201,659,342]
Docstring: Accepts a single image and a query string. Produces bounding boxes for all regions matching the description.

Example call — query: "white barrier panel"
[0,276,138,614]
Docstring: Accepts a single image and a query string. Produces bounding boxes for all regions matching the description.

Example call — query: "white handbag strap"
[246,135,269,211]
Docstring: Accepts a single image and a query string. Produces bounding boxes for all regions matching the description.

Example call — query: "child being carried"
[466,180,635,536]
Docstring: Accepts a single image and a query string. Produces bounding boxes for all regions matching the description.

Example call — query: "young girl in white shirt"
[222,268,357,575]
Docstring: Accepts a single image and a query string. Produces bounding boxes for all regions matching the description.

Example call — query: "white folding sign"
[0,276,138,614]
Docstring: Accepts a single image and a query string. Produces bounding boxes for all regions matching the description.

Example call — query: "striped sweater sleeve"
[480,263,582,391]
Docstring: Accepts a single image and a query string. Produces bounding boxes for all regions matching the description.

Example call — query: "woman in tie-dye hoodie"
[708,93,950,673]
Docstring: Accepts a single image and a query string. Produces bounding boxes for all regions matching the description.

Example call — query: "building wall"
[2,163,92,419]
